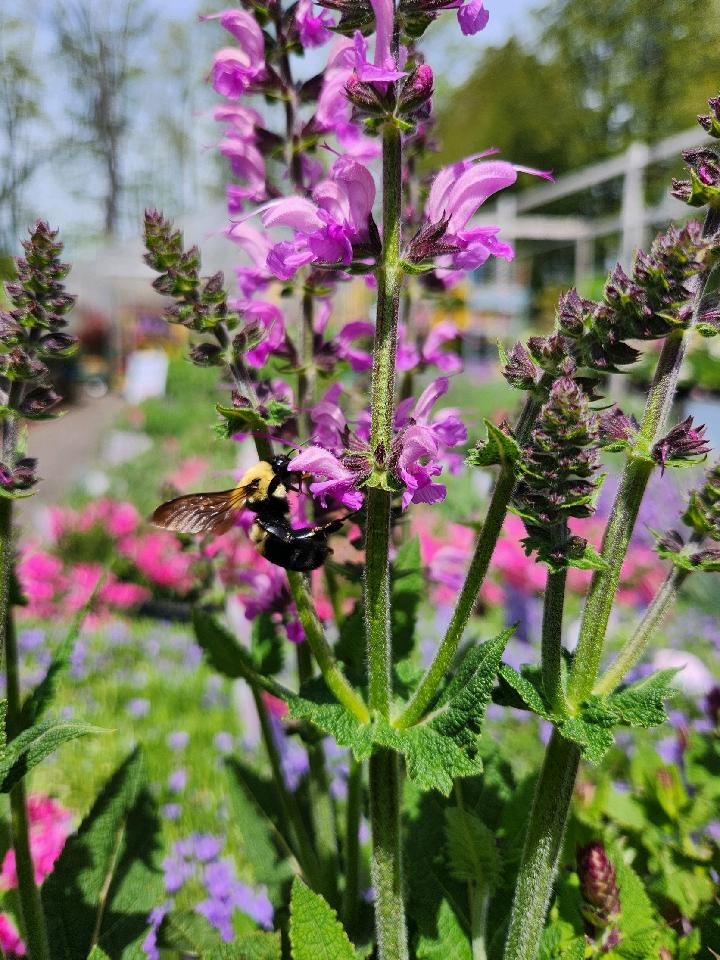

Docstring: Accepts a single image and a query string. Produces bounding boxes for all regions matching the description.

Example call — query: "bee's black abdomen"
[261,534,331,571]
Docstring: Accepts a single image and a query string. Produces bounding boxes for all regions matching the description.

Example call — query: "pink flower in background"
[1,795,72,889]
[336,320,375,371]
[295,0,335,47]
[167,457,210,491]
[0,914,25,957]
[119,532,195,593]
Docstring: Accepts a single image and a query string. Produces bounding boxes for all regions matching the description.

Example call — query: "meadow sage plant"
[134,0,720,956]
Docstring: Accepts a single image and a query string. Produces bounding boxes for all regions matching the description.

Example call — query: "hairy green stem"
[369,751,408,960]
[595,561,690,696]
[296,643,339,895]
[541,563,568,713]
[365,121,402,719]
[502,732,580,960]
[251,686,324,890]
[5,613,51,960]
[342,756,363,935]
[365,115,407,960]
[398,388,546,729]
[288,570,369,722]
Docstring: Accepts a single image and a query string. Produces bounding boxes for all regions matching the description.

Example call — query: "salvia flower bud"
[398,65,434,116]
[189,342,225,367]
[345,75,386,115]
[682,461,720,539]
[19,387,62,419]
[672,147,720,208]
[513,377,600,567]
[697,94,720,138]
[652,416,710,473]
[576,842,621,928]
[598,407,639,450]
[501,342,538,391]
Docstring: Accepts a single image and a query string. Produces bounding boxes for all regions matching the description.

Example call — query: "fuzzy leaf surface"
[0,719,103,793]
[42,748,163,959]
[289,878,355,960]
[466,419,522,469]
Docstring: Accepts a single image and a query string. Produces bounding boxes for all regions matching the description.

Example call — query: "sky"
[2,0,546,248]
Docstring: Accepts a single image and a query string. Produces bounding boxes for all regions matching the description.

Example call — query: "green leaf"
[193,608,255,680]
[265,400,293,428]
[0,719,104,793]
[289,680,374,760]
[391,537,423,660]
[289,877,356,960]
[216,403,268,435]
[564,540,609,572]
[291,632,510,795]
[558,715,615,764]
[444,807,501,890]
[158,910,222,953]
[20,605,88,729]
[251,612,285,676]
[415,898,472,960]
[604,669,679,728]
[225,759,294,897]
[86,949,111,960]
[42,748,163,959]
[212,932,282,960]
[497,664,551,719]
[466,419,522,470]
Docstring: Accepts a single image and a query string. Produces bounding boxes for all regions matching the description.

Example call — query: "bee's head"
[270,454,292,477]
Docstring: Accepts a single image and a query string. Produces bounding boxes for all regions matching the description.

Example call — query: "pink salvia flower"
[295,0,335,47]
[0,914,25,956]
[289,447,365,511]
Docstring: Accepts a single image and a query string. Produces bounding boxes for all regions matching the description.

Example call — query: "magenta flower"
[337,320,375,371]
[204,10,266,98]
[355,0,407,83]
[219,136,266,206]
[315,38,382,160]
[225,222,273,296]
[228,299,285,368]
[259,155,376,278]
[414,154,552,278]
[295,0,335,47]
[290,447,365,511]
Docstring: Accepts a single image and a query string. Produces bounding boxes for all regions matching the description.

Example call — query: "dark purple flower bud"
[0,464,14,488]
[502,342,538,391]
[38,332,78,358]
[19,387,62,418]
[0,348,47,382]
[652,416,710,473]
[399,64,434,115]
[689,546,720,568]
[0,312,23,345]
[672,148,720,207]
[189,342,225,367]
[12,458,38,490]
[697,94,720,138]
[556,287,591,336]
[345,75,386,114]
[406,215,460,263]
[527,332,572,373]
[598,408,639,447]
[577,842,621,927]
[655,528,685,556]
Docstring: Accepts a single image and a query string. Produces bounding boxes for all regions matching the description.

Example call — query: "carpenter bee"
[152,455,352,572]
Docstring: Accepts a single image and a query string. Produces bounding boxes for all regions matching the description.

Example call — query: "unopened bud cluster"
[512,377,600,568]
[0,221,78,491]
[652,415,709,472]
[576,842,621,947]
[673,95,720,207]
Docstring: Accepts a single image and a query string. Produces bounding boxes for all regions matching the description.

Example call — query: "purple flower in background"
[295,0,335,47]
[214,731,235,754]
[198,860,274,940]
[167,730,189,751]
[456,0,490,34]
[194,834,222,863]
[168,768,188,793]
[18,627,45,653]
[161,803,182,822]
[142,902,171,960]
[337,320,375,371]
[226,222,273,296]
[127,697,150,718]
[234,883,274,929]
[162,850,194,894]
